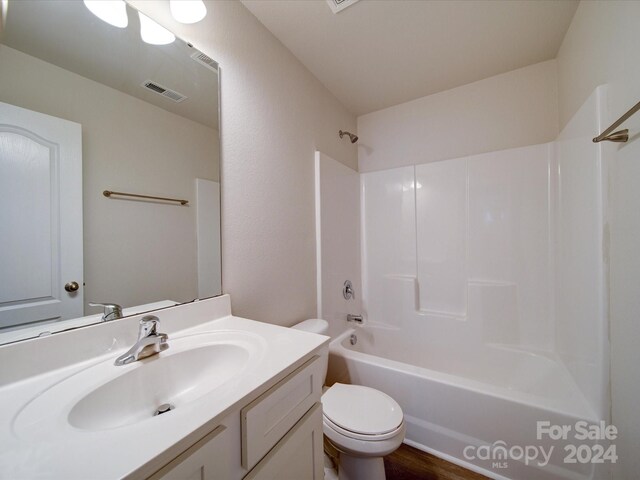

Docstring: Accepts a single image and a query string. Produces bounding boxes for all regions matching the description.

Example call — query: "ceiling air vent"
[326,0,361,14]
[191,50,218,73]
[141,80,187,103]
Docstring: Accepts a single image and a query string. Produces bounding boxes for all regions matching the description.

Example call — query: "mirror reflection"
[0,0,221,344]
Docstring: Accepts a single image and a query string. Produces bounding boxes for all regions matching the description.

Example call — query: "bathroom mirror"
[0,0,221,344]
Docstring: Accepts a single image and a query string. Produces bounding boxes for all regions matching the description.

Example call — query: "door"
[0,101,83,329]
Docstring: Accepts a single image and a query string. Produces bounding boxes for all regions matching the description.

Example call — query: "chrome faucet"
[89,302,123,322]
[114,315,169,366]
[343,280,355,300]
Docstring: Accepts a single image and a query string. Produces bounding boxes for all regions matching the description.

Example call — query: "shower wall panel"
[362,144,553,352]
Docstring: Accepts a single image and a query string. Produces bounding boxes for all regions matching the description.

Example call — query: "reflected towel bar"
[103,190,188,205]
[593,100,640,143]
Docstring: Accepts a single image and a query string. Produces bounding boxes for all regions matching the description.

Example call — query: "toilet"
[292,319,406,480]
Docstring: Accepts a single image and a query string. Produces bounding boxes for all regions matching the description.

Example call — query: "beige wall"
[557,2,640,478]
[0,45,218,311]
[130,0,358,326]
[357,60,559,172]
[557,1,640,129]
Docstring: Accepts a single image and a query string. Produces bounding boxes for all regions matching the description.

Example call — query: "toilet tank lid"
[291,318,329,335]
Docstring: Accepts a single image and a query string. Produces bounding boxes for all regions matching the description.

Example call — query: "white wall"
[315,152,361,339]
[361,144,554,353]
[130,0,358,326]
[196,179,222,298]
[357,60,559,172]
[557,2,640,478]
[554,86,610,422]
[360,166,417,329]
[557,2,640,130]
[0,44,218,311]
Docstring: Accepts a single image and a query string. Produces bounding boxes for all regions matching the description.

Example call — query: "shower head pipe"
[339,130,358,143]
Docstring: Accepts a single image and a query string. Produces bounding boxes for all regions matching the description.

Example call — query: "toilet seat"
[323,413,404,441]
[322,383,404,440]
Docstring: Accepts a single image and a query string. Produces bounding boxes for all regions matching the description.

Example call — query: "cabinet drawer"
[241,356,323,470]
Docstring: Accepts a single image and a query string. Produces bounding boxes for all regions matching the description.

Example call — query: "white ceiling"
[242,0,579,116]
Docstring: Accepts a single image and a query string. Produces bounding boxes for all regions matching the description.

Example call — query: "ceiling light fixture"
[139,11,175,45]
[83,0,128,28]
[1,0,8,30]
[169,0,207,24]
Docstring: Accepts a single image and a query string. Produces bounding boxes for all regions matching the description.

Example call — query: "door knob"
[65,281,80,292]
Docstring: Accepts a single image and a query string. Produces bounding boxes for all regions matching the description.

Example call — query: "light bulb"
[139,12,175,45]
[83,0,128,28]
[169,0,207,24]
[1,0,8,30]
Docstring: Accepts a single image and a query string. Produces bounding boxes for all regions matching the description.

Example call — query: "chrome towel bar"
[103,190,188,205]
[593,100,640,143]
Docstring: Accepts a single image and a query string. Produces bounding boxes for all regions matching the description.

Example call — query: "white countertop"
[0,300,180,345]
[0,297,328,479]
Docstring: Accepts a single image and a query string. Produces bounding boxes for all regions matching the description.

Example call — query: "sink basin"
[13,330,265,437]
[69,343,249,430]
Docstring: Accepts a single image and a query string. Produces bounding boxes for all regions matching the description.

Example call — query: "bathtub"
[326,328,606,480]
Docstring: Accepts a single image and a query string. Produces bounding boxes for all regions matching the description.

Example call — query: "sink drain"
[154,403,175,416]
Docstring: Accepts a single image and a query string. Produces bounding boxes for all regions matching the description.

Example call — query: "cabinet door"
[244,403,323,480]
[242,356,323,470]
[149,425,230,480]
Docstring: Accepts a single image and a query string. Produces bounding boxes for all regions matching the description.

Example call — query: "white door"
[0,101,83,329]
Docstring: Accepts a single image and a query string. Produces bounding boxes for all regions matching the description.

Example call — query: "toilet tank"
[291,319,329,384]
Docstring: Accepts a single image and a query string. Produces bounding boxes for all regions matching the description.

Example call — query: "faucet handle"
[138,315,160,338]
[343,280,355,300]
[89,302,123,322]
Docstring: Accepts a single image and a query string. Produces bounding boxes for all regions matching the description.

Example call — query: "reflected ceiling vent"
[325,0,361,14]
[190,50,218,73]
[141,80,187,103]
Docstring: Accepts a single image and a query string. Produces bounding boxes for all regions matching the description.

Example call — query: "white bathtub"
[326,328,605,480]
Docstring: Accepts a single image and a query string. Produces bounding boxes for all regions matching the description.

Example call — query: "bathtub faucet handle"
[343,280,355,300]
[347,314,363,324]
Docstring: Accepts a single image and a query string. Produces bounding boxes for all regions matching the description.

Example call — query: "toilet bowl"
[292,319,405,480]
[322,383,405,480]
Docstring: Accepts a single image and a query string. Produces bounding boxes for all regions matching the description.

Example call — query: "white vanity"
[0,295,328,479]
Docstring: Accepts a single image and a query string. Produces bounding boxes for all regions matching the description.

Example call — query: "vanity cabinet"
[147,356,325,480]
[245,403,323,480]
[149,426,230,480]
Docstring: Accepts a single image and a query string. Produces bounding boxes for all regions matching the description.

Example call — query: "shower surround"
[323,87,611,480]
